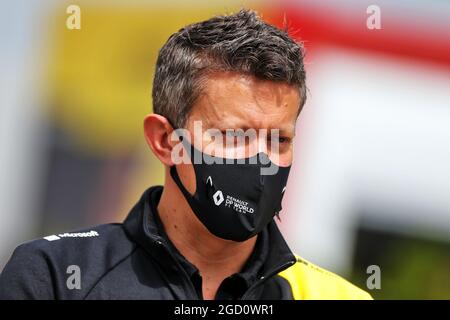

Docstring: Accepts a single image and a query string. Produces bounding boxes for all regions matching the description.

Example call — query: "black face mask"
[169,135,291,242]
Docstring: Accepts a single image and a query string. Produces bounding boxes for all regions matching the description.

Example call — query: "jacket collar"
[123,186,297,293]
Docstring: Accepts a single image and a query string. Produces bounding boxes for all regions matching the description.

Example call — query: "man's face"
[173,71,300,194]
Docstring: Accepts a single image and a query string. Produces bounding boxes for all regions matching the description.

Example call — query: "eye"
[278,137,291,144]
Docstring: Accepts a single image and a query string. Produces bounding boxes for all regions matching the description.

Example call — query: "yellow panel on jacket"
[279,255,373,300]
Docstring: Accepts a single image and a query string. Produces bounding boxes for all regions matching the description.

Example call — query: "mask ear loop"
[275,185,287,222]
[169,129,194,194]
[168,124,195,197]
[169,130,210,200]
[170,140,218,199]
[169,165,194,198]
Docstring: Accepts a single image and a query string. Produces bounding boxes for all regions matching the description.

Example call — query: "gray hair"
[152,9,307,129]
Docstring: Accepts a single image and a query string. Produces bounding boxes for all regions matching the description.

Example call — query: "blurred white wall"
[282,46,450,273]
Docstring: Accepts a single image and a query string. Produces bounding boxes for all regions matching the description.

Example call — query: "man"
[0,9,372,300]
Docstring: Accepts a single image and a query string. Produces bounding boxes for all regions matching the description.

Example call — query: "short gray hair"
[152,9,306,129]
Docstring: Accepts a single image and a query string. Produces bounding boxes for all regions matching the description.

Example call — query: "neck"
[157,169,257,299]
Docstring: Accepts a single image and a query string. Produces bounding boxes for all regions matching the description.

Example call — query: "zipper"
[240,259,296,300]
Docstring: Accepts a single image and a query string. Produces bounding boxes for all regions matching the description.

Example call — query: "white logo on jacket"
[43,230,99,241]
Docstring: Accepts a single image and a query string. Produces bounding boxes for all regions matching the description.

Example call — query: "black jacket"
[0,186,298,299]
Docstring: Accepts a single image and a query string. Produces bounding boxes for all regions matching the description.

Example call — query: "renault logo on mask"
[213,190,224,206]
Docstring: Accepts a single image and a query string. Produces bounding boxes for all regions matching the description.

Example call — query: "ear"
[143,114,177,166]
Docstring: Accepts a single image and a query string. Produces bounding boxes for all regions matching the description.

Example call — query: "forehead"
[188,72,300,133]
